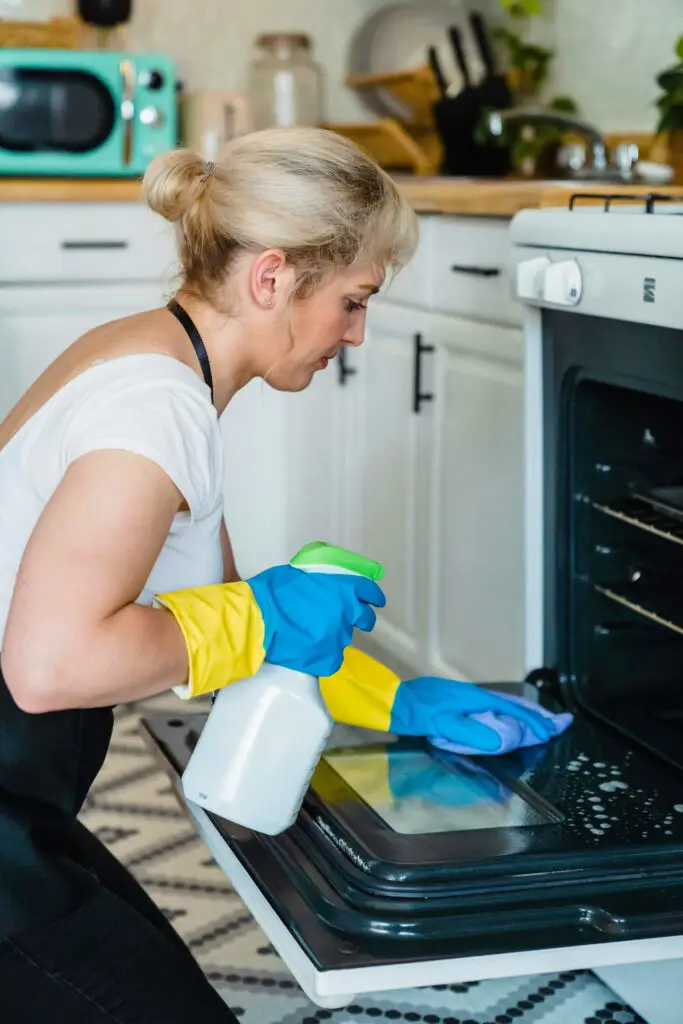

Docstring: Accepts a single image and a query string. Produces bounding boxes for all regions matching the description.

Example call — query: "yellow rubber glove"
[154,581,266,699]
[319,646,401,732]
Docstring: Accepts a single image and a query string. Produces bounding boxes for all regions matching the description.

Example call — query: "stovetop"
[512,190,683,261]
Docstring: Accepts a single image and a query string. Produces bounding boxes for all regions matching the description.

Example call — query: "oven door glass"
[323,745,557,835]
[0,67,115,153]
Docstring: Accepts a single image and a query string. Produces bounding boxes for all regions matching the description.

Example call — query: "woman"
[0,127,550,1021]
[0,126,404,1022]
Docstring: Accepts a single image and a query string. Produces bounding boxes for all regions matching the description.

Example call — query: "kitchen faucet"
[488,107,609,174]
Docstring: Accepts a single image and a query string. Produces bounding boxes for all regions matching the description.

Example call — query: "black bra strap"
[167,298,214,401]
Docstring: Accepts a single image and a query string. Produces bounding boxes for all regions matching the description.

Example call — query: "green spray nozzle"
[290,542,384,581]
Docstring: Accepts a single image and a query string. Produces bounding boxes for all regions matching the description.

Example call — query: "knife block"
[433,93,511,177]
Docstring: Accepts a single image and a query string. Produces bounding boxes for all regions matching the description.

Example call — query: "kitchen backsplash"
[1,0,679,131]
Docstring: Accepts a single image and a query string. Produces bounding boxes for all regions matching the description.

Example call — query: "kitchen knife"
[427,45,449,99]
[448,25,472,89]
[469,11,513,110]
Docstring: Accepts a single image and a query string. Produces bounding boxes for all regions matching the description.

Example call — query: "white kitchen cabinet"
[345,303,525,684]
[0,203,176,422]
[345,302,431,670]
[0,282,168,421]
[282,363,347,558]
[425,316,525,682]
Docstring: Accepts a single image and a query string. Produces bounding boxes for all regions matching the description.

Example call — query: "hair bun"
[142,148,211,223]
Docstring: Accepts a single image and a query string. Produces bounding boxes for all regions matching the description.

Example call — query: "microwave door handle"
[120,59,135,166]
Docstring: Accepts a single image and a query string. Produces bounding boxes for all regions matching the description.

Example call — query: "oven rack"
[593,499,683,548]
[595,583,683,638]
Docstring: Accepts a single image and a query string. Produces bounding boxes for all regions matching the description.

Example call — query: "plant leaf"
[549,95,579,113]
[499,0,545,17]
[657,105,683,135]
[657,66,683,90]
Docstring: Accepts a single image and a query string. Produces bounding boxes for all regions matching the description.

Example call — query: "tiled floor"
[78,695,647,1024]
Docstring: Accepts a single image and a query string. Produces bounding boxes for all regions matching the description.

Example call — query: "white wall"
[527,0,681,132]
[2,0,681,131]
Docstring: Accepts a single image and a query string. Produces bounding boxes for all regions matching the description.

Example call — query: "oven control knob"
[140,105,164,127]
[516,256,550,301]
[139,69,165,91]
[543,259,583,306]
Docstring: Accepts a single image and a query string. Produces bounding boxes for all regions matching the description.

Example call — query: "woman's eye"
[345,299,368,313]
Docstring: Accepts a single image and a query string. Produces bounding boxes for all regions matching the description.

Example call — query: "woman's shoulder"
[20,351,222,517]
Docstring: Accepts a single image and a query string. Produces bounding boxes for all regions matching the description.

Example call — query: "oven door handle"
[412,332,434,414]
[120,58,136,167]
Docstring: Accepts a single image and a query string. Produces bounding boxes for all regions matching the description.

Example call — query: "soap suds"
[599,780,628,793]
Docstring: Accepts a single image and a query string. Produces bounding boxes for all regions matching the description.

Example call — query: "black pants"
[0,821,238,1022]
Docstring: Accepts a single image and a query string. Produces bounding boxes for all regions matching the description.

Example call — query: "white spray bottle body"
[180,547,383,836]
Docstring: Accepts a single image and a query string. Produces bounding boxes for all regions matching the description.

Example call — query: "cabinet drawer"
[0,204,176,284]
[430,216,521,327]
[381,215,434,308]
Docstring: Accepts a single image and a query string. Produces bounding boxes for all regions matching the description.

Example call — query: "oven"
[0,49,176,176]
[141,194,683,1015]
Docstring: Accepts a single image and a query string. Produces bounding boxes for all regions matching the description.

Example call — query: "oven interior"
[549,310,683,773]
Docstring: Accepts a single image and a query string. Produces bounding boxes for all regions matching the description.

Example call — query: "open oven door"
[141,699,683,1010]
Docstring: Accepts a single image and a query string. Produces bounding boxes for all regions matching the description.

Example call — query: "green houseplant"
[655,34,683,136]
[652,34,683,184]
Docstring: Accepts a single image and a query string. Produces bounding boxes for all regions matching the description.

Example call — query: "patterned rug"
[78,694,646,1024]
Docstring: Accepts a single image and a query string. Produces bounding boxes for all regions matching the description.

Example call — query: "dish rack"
[326,65,444,176]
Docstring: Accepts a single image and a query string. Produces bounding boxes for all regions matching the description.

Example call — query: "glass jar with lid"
[249,33,324,130]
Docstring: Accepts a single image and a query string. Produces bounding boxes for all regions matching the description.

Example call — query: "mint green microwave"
[0,49,177,176]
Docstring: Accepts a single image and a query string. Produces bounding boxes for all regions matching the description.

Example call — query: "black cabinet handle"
[413,333,434,414]
[450,264,501,277]
[337,348,357,386]
[61,240,129,250]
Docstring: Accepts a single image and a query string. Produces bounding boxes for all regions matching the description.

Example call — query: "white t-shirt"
[0,353,225,645]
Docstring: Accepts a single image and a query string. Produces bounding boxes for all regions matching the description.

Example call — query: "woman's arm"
[2,449,190,713]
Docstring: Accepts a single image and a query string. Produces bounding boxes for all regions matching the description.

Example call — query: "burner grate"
[568,191,683,212]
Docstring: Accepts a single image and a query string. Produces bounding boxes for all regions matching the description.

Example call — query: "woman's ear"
[249,249,296,310]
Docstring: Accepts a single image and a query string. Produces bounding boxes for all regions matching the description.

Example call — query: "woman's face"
[264,264,385,393]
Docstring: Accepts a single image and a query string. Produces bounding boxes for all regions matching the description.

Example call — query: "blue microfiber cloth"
[428,691,574,757]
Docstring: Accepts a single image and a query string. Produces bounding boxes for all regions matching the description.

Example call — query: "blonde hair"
[142,126,418,301]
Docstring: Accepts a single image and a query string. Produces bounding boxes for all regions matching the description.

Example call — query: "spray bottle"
[180,541,384,835]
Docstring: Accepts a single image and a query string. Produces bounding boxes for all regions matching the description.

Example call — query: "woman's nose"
[343,316,367,348]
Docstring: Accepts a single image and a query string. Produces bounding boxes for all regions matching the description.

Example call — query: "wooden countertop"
[395,176,683,215]
[0,178,143,202]
[0,174,681,214]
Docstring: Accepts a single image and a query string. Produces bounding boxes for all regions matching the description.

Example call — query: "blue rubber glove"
[247,565,386,677]
[390,677,555,754]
